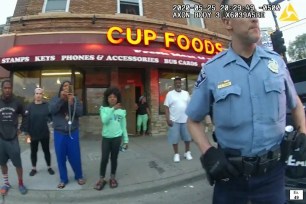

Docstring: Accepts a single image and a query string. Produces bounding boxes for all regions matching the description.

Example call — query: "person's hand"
[293,133,306,160]
[114,103,122,110]
[167,119,173,127]
[122,143,128,150]
[200,147,239,186]
[60,90,68,100]
[25,134,31,144]
[120,143,128,152]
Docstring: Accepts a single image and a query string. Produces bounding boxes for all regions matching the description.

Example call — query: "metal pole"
[267,0,280,30]
[267,0,288,63]
[267,0,286,30]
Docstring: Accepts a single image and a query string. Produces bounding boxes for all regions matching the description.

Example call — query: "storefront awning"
[0,43,211,68]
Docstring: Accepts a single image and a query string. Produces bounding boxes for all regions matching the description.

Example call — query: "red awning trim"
[0,44,211,67]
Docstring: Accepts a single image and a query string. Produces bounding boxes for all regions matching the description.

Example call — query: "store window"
[43,0,70,12]
[12,70,83,107]
[159,71,199,114]
[13,71,40,106]
[118,0,143,16]
[184,0,205,28]
[41,70,72,101]
[75,71,84,103]
[159,71,186,114]
[187,73,198,95]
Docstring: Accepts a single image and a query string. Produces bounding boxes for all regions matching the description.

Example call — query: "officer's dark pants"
[213,162,285,204]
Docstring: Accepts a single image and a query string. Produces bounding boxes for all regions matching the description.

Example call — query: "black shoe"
[29,169,37,176]
[48,168,55,175]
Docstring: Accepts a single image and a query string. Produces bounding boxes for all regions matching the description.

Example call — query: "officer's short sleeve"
[186,67,211,122]
[284,65,297,109]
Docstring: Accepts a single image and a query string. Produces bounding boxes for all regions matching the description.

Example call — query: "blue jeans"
[167,122,191,144]
[213,162,286,204]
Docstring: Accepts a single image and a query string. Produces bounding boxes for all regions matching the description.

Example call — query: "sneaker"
[48,168,55,175]
[19,185,28,195]
[29,169,37,176]
[173,153,180,162]
[0,184,11,196]
[184,151,193,160]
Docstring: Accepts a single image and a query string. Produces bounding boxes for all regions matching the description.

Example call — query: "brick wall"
[79,115,102,139]
[149,68,168,135]
[8,16,229,51]
[11,0,228,36]
[70,0,117,14]
[13,0,30,17]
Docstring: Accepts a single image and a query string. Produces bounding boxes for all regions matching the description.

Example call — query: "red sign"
[0,44,211,67]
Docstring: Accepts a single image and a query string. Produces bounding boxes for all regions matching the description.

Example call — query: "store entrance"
[119,68,144,136]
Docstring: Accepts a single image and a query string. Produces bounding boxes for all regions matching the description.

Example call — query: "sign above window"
[107,26,223,55]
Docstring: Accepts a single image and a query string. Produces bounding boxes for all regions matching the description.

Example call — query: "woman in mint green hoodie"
[94,87,128,190]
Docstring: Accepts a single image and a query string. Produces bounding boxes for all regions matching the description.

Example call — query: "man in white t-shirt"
[164,77,193,162]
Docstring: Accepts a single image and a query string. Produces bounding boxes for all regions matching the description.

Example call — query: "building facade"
[0,0,230,136]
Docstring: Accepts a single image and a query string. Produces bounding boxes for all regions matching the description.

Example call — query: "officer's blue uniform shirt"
[186,45,297,156]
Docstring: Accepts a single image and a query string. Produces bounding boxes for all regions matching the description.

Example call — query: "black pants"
[100,136,122,178]
[30,137,51,167]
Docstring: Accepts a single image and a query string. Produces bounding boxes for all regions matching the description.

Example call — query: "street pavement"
[2,133,214,204]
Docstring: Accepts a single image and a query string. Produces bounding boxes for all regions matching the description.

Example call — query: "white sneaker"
[184,151,193,160]
[173,153,180,162]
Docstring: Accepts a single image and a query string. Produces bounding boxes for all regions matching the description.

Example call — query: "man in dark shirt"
[0,80,27,195]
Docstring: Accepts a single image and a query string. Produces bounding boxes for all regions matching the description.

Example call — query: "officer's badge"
[217,80,232,89]
[268,59,279,73]
[194,68,206,88]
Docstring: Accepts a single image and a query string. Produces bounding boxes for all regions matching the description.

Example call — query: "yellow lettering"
[107,26,124,44]
[191,38,203,53]
[164,32,176,49]
[215,42,223,54]
[126,28,142,45]
[106,26,223,55]
[143,29,157,46]
[204,40,214,55]
[176,35,190,51]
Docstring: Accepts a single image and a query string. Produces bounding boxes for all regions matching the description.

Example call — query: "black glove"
[200,147,239,186]
[292,133,306,161]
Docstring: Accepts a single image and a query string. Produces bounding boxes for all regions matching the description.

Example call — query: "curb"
[4,170,206,203]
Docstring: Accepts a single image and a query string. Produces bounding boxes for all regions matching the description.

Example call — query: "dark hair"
[57,80,71,97]
[174,77,181,82]
[103,86,122,107]
[220,0,230,18]
[1,79,11,88]
[220,0,230,5]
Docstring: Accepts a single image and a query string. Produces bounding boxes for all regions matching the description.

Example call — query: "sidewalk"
[3,134,209,204]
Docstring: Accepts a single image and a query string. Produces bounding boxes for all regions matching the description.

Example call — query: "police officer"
[186,0,306,203]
